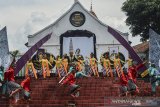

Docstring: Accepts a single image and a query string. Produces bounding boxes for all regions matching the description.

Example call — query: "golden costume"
[89,57,99,77]
[25,61,38,79]
[62,58,68,74]
[76,59,85,72]
[53,58,63,78]
[102,58,113,77]
[41,59,52,78]
[114,58,125,77]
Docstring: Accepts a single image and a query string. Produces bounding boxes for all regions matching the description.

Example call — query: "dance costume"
[25,61,37,79]
[119,68,135,96]
[41,59,52,78]
[76,59,85,72]
[21,76,31,100]
[127,58,133,67]
[119,72,129,96]
[102,58,113,77]
[54,59,63,78]
[62,58,68,74]
[148,66,160,95]
[0,66,4,81]
[128,63,143,84]
[62,67,88,97]
[89,57,99,77]
[127,63,144,94]
[2,67,21,96]
[113,58,125,77]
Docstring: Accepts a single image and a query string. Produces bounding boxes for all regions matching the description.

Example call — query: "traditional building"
[133,41,149,60]
[26,0,129,60]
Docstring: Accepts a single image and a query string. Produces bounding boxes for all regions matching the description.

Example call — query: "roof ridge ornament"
[90,0,93,11]
[69,38,74,53]
[74,0,78,3]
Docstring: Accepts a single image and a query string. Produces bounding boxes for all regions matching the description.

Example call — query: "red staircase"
[0,77,159,107]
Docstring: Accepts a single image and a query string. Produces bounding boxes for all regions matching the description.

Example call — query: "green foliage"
[9,50,19,57]
[122,0,160,41]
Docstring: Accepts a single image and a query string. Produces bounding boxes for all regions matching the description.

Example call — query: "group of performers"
[0,58,31,102]
[0,50,160,101]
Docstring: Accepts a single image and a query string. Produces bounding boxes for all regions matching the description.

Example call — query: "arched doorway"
[60,30,97,57]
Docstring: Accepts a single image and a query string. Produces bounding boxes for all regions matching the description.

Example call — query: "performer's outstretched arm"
[76,72,90,78]
[47,60,53,67]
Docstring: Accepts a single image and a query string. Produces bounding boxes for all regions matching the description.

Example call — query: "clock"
[70,11,85,27]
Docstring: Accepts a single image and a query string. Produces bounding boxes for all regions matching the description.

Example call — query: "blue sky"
[0,0,141,53]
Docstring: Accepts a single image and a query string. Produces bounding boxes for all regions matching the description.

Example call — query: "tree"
[9,50,19,58]
[122,0,160,41]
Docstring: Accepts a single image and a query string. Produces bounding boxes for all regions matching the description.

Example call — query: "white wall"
[28,2,128,59]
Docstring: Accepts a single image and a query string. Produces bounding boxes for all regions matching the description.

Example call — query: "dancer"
[113,54,125,77]
[101,54,113,77]
[2,64,22,98]
[87,53,99,77]
[126,55,133,67]
[76,56,85,72]
[25,59,37,79]
[49,54,55,65]
[128,61,145,84]
[38,52,43,62]
[60,64,89,98]
[119,67,136,97]
[0,65,4,82]
[75,48,84,61]
[20,74,31,101]
[127,60,146,95]
[41,54,52,78]
[119,68,130,96]
[62,54,69,74]
[68,51,77,65]
[53,56,63,78]
[148,63,160,96]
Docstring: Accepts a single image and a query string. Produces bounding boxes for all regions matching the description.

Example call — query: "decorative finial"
[90,0,93,11]
[69,38,74,53]
[74,0,78,3]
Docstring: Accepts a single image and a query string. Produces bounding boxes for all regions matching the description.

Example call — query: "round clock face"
[70,11,85,27]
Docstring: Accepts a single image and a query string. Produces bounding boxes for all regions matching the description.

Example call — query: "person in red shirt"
[61,65,80,98]
[127,60,146,96]
[128,61,144,84]
[2,65,22,98]
[21,74,31,100]
[119,68,132,96]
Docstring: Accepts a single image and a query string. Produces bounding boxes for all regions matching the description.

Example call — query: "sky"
[0,0,141,53]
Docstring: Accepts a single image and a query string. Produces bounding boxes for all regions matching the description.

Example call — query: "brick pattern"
[0,77,158,107]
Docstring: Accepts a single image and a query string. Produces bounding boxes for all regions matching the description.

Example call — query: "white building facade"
[27,1,129,61]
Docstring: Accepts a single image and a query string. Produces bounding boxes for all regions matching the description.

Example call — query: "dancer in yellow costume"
[49,54,55,65]
[41,54,52,78]
[25,59,38,79]
[113,54,125,77]
[62,54,69,74]
[87,53,99,77]
[53,56,63,78]
[126,55,133,67]
[76,56,85,72]
[38,52,43,62]
[102,54,113,77]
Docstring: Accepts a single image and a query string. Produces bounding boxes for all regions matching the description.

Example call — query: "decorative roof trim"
[28,1,126,38]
